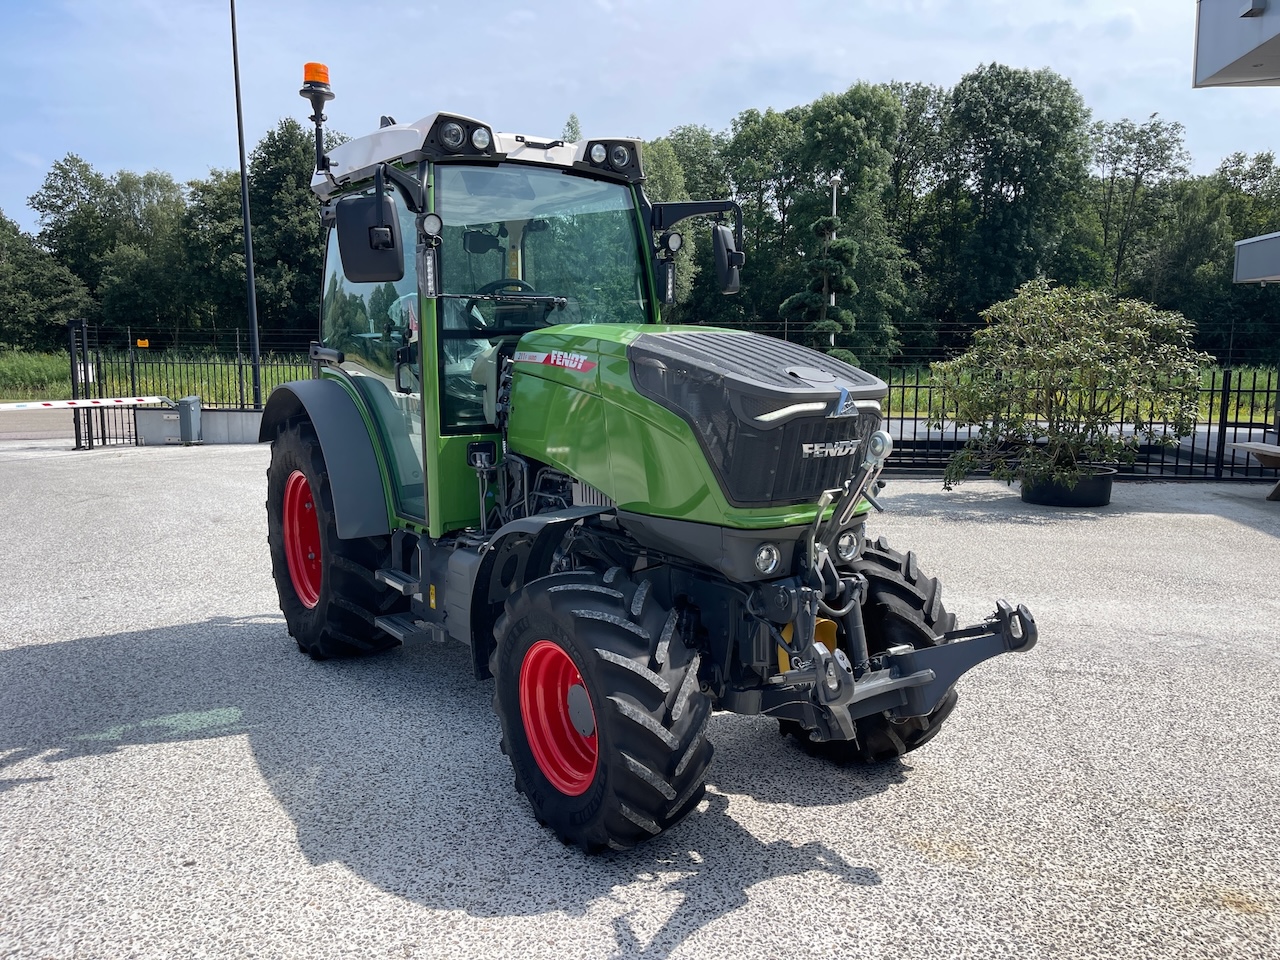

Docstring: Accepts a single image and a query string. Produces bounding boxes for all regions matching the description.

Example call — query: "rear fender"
[258,380,391,539]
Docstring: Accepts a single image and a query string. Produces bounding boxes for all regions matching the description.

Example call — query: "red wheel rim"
[519,640,598,796]
[283,470,322,609]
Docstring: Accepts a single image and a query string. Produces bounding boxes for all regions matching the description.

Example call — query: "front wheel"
[491,570,713,852]
[782,537,959,763]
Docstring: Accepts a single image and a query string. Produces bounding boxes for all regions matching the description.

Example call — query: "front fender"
[453,505,611,679]
[259,380,390,540]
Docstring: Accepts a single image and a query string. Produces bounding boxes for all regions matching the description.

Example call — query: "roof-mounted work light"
[300,62,335,173]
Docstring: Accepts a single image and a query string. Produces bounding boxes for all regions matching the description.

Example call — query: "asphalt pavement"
[1,440,1278,959]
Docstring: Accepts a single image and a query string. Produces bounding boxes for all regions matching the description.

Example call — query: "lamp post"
[230,0,263,409]
[819,174,842,344]
[828,174,841,309]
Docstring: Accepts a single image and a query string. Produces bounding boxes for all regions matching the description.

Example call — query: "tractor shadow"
[1,617,888,952]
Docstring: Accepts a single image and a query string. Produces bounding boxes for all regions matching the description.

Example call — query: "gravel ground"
[1,440,1278,960]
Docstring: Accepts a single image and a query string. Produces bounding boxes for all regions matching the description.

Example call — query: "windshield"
[435,163,650,332]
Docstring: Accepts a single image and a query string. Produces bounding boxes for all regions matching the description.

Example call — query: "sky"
[3,0,1280,235]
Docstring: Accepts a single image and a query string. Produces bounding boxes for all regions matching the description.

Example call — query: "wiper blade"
[440,292,570,322]
[445,292,568,309]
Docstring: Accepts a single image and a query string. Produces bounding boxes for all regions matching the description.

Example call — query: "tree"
[1092,114,1190,289]
[663,124,730,199]
[184,168,249,344]
[794,83,907,366]
[561,113,582,142]
[28,154,112,301]
[934,280,1209,490]
[779,214,858,354]
[939,64,1091,345]
[0,211,91,351]
[98,171,190,338]
[885,82,946,238]
[642,137,698,311]
[248,118,326,348]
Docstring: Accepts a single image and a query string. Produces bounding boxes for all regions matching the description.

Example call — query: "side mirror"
[463,230,502,255]
[712,223,743,295]
[335,194,404,283]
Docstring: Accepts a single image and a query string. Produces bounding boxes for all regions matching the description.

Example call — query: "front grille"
[629,331,886,507]
[708,409,882,505]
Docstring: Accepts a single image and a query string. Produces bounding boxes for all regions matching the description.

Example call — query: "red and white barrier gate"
[0,396,172,412]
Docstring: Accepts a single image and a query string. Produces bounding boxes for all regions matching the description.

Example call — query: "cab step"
[375,568,419,596]
[374,613,442,644]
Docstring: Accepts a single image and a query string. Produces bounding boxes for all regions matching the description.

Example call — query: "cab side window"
[321,195,419,380]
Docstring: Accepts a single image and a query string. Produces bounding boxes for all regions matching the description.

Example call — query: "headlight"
[836,530,859,563]
[440,121,466,151]
[754,543,781,576]
[609,143,631,169]
[590,143,608,165]
[471,127,492,150]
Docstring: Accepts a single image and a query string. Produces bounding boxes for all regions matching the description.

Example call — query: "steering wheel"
[464,278,539,331]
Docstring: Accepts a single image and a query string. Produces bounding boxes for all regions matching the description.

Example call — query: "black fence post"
[237,329,246,410]
[128,325,138,398]
[80,320,94,450]
[94,348,107,443]
[1214,367,1232,480]
[67,320,83,450]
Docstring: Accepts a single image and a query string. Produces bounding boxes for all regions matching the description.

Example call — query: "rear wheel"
[491,570,714,852]
[266,419,403,659]
[782,537,959,763]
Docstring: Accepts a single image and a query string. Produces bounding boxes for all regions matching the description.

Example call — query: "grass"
[0,350,70,400]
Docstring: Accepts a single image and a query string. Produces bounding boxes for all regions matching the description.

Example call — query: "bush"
[931,280,1211,488]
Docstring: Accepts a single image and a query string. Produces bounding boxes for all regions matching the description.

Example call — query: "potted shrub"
[931,280,1209,506]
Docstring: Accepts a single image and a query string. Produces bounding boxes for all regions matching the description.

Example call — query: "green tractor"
[260,65,1037,852]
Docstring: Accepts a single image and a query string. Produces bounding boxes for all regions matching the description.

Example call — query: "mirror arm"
[651,200,744,252]
[379,163,426,214]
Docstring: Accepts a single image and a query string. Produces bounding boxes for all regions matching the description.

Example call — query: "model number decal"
[802,439,860,458]
[514,350,597,373]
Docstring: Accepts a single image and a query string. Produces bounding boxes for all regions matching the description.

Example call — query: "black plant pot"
[1020,467,1117,507]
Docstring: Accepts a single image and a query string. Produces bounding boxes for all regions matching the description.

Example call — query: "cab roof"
[312,111,643,199]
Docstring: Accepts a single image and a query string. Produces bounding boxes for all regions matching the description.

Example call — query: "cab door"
[319,192,426,522]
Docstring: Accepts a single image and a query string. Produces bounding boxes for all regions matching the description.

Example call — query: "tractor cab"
[300,72,743,535]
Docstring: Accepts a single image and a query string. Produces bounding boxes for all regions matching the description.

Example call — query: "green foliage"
[0,349,70,400]
[0,212,91,351]
[248,119,325,339]
[932,280,1211,488]
[1092,114,1190,290]
[779,215,858,355]
[18,121,328,353]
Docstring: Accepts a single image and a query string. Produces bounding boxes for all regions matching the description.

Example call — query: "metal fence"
[880,367,1279,482]
[65,321,311,448]
[61,324,1279,485]
[80,345,310,411]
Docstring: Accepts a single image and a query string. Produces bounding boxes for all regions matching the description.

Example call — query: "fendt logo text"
[801,439,860,459]
[550,350,591,371]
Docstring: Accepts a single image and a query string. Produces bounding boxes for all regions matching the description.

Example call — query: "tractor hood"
[626,330,887,507]
[505,325,889,522]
